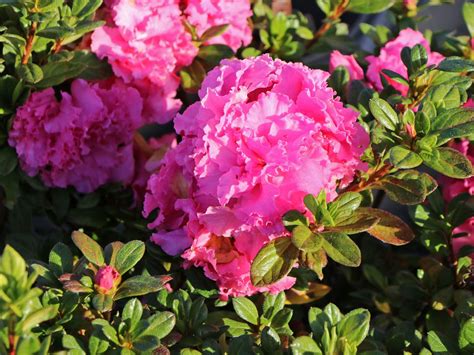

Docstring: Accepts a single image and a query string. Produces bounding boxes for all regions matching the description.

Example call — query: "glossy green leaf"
[114,240,145,275]
[292,225,323,252]
[359,208,415,245]
[369,98,398,130]
[251,237,298,287]
[321,232,361,267]
[389,146,423,169]
[420,147,473,179]
[232,297,259,325]
[71,231,104,266]
[348,0,395,14]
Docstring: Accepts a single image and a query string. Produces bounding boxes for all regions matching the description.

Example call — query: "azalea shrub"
[0,0,474,354]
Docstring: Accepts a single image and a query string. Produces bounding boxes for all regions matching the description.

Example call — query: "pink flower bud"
[94,266,121,294]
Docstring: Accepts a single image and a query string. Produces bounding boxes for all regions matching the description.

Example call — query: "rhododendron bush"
[0,0,473,354]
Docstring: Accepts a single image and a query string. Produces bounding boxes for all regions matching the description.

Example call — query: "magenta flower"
[366,28,444,95]
[95,265,121,293]
[144,55,369,298]
[9,79,144,193]
[329,50,364,81]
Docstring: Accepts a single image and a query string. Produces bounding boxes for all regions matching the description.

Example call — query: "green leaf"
[282,210,308,231]
[308,307,331,339]
[1,245,26,279]
[382,69,409,86]
[92,294,113,312]
[197,44,234,67]
[328,192,363,224]
[71,231,104,266]
[369,98,399,131]
[437,57,474,73]
[228,335,253,355]
[316,0,332,15]
[136,311,175,339]
[261,327,281,353]
[200,24,229,42]
[17,63,43,84]
[0,147,17,176]
[88,330,109,355]
[304,194,320,217]
[122,298,143,332]
[20,306,58,332]
[189,297,208,329]
[292,225,323,252]
[114,275,171,300]
[300,249,327,280]
[262,292,285,321]
[295,27,314,40]
[114,240,145,275]
[429,108,474,132]
[389,146,423,169]
[180,59,207,92]
[328,66,349,96]
[271,308,293,328]
[459,318,474,352]
[16,335,41,354]
[336,309,370,346]
[405,44,428,75]
[270,12,288,39]
[347,0,395,14]
[324,303,342,325]
[104,241,124,267]
[377,176,427,205]
[72,0,102,18]
[359,208,415,245]
[321,232,361,267]
[49,242,73,277]
[427,330,455,353]
[420,147,473,179]
[326,213,379,234]
[232,297,259,325]
[463,2,474,37]
[291,336,322,355]
[36,59,84,88]
[251,237,298,287]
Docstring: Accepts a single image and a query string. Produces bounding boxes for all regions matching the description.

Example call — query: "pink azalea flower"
[185,0,252,52]
[95,265,121,293]
[144,55,369,298]
[329,50,364,81]
[91,0,197,87]
[9,79,144,193]
[366,28,444,95]
[439,139,474,259]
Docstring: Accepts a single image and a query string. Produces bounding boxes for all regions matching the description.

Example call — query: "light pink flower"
[91,0,197,87]
[9,79,144,193]
[329,50,364,81]
[440,139,474,259]
[185,0,252,51]
[95,265,121,293]
[366,28,444,95]
[144,55,369,298]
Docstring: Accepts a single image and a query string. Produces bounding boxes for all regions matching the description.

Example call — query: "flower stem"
[306,0,350,48]
[21,21,37,65]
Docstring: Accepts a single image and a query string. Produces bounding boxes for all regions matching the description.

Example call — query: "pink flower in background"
[329,50,364,81]
[439,139,474,259]
[9,79,144,193]
[144,55,369,298]
[366,28,444,95]
[95,265,121,293]
[91,0,197,87]
[185,0,252,51]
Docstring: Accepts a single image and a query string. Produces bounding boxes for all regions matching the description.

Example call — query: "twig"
[306,0,350,48]
[21,21,37,64]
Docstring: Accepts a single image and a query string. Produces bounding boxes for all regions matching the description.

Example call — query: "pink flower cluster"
[9,79,145,193]
[440,137,474,260]
[329,29,444,96]
[91,0,251,123]
[144,55,369,298]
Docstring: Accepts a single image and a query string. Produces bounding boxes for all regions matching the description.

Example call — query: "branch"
[21,21,37,65]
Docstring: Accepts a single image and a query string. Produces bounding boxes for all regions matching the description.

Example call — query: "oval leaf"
[321,232,361,267]
[359,207,415,245]
[71,231,104,266]
[251,237,298,287]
